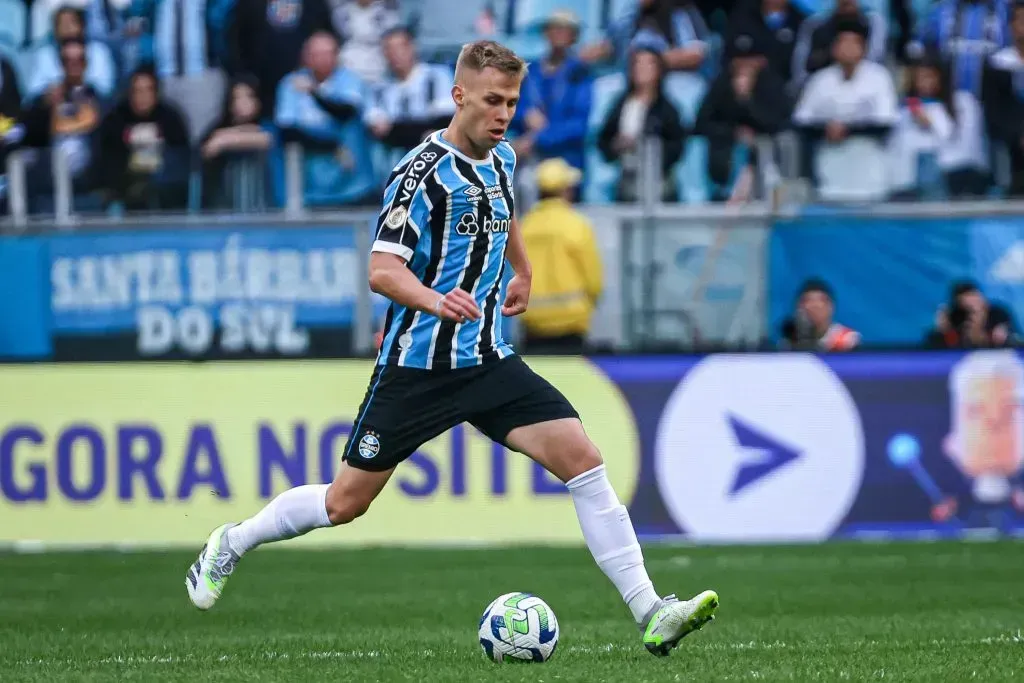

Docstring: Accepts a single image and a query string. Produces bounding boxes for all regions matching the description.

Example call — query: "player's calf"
[324,462,395,525]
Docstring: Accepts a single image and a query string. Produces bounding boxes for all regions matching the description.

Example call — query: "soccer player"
[185,40,718,657]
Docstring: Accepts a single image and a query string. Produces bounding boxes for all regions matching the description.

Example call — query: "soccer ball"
[478,592,559,663]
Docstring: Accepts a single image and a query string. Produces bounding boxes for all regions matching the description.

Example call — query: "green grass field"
[1,541,1022,682]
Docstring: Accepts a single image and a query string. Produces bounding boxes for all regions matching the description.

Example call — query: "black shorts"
[342,355,580,472]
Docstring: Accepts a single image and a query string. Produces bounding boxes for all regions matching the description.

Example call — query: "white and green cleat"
[641,590,719,657]
[185,523,240,610]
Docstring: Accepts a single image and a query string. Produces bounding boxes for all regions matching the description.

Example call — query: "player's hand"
[501,274,531,317]
[434,288,481,323]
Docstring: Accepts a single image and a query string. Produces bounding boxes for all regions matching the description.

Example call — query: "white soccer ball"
[478,592,559,663]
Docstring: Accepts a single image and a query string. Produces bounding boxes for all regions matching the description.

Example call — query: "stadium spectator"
[926,281,1018,348]
[780,278,860,351]
[983,0,1024,196]
[519,158,602,356]
[510,10,592,188]
[889,53,958,200]
[723,0,808,87]
[0,54,24,171]
[597,47,685,203]
[227,0,335,117]
[912,0,1010,96]
[274,31,376,206]
[791,0,887,87]
[793,19,897,201]
[365,26,454,155]
[332,0,402,85]
[94,66,190,211]
[22,40,104,188]
[120,0,229,143]
[200,76,274,210]
[695,33,791,202]
[579,0,710,73]
[26,6,117,101]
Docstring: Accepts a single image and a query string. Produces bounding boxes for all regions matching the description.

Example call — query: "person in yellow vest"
[520,158,603,354]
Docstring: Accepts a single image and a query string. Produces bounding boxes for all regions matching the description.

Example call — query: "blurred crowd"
[0,0,1023,214]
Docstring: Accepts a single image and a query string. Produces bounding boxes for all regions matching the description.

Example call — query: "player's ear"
[452,84,464,107]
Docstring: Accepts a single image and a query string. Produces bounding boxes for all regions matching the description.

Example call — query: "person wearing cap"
[695,31,792,201]
[518,158,603,355]
[510,10,592,186]
[792,17,898,200]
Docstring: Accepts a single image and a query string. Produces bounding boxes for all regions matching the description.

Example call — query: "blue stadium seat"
[912,0,932,22]
[0,41,27,93]
[510,0,600,35]
[0,0,26,48]
[413,0,509,40]
[29,0,51,45]
[500,33,548,64]
[798,0,890,17]
[608,0,637,22]
[583,72,625,203]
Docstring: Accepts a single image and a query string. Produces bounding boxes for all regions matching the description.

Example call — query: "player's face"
[454,66,522,150]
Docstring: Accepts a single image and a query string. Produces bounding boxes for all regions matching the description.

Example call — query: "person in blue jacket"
[510,10,592,195]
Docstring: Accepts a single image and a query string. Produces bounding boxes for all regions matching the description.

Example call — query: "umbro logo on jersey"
[465,186,483,203]
[456,213,509,236]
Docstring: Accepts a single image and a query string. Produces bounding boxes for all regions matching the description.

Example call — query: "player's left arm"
[502,216,533,317]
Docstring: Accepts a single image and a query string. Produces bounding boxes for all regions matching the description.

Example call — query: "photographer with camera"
[926,281,1018,349]
[779,278,861,351]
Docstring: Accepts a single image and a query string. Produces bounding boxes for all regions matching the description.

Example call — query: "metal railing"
[6,136,1024,354]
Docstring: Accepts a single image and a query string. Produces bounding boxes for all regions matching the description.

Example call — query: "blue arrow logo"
[727,415,801,495]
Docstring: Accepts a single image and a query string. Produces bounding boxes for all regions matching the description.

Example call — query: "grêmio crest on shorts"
[371,130,517,370]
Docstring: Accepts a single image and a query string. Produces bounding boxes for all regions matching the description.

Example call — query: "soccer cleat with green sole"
[641,589,719,657]
[185,523,240,610]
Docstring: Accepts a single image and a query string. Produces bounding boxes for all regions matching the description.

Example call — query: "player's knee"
[564,438,604,480]
[325,485,373,526]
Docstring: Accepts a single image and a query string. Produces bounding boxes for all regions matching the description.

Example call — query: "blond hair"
[454,40,527,83]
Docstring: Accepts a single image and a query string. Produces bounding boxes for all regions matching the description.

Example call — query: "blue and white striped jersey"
[372,130,517,370]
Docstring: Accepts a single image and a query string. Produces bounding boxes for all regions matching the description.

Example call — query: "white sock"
[226,484,332,555]
[567,465,662,624]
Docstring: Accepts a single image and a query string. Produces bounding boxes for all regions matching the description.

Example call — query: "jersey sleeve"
[372,172,430,262]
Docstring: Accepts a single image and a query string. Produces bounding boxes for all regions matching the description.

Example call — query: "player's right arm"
[369,163,480,323]
[368,252,480,323]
